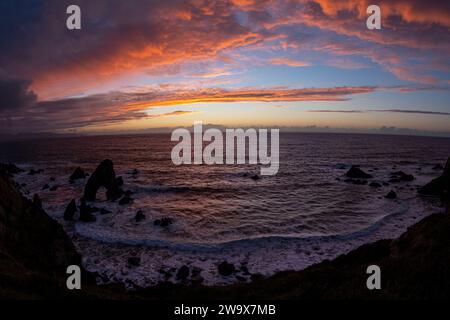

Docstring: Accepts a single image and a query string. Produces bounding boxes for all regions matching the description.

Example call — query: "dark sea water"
[1,133,450,287]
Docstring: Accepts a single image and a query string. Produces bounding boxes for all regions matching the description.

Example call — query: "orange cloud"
[3,0,449,99]
[269,58,311,67]
[124,86,376,110]
[1,84,377,133]
[157,110,198,117]
[314,0,450,27]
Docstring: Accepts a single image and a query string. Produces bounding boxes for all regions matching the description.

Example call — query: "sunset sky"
[0,0,449,136]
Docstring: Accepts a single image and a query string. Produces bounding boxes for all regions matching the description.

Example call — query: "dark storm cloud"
[0,77,37,110]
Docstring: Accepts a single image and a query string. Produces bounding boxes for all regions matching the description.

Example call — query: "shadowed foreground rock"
[0,163,24,175]
[63,199,77,221]
[0,169,123,299]
[419,157,450,197]
[84,159,123,201]
[0,169,83,298]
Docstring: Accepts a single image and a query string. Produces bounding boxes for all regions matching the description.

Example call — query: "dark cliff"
[0,169,98,298]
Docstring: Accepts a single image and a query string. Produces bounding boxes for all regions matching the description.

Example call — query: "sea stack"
[84,159,123,201]
[64,199,77,221]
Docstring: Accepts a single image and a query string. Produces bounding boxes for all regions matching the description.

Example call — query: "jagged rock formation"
[63,199,77,221]
[0,163,24,175]
[0,169,83,298]
[79,197,96,222]
[83,159,123,201]
[69,167,86,182]
[419,157,450,199]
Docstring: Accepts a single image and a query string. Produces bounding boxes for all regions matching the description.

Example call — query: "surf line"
[171,121,279,175]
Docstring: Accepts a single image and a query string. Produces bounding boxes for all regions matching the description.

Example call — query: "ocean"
[1,132,449,287]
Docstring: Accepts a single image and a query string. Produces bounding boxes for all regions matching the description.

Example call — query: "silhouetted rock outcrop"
[419,157,450,198]
[28,168,43,175]
[154,217,174,227]
[116,176,124,186]
[385,190,397,199]
[119,196,133,205]
[345,166,373,179]
[69,167,86,182]
[64,199,77,221]
[218,261,236,276]
[128,256,141,267]
[0,170,84,298]
[369,182,382,188]
[390,171,414,182]
[84,159,123,201]
[135,210,146,222]
[100,208,112,215]
[0,163,24,175]
[79,197,96,222]
[176,265,190,280]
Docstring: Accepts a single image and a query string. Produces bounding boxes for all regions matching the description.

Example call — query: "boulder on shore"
[154,217,174,227]
[79,197,96,222]
[69,167,86,182]
[369,182,382,188]
[218,261,236,276]
[345,166,373,179]
[390,171,414,182]
[135,210,146,222]
[84,159,123,201]
[64,199,77,221]
[116,176,124,186]
[119,196,133,206]
[176,265,190,280]
[28,168,43,175]
[419,157,450,198]
[127,256,141,267]
[385,190,397,199]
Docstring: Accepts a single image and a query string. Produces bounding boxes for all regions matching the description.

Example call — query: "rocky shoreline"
[0,158,449,299]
